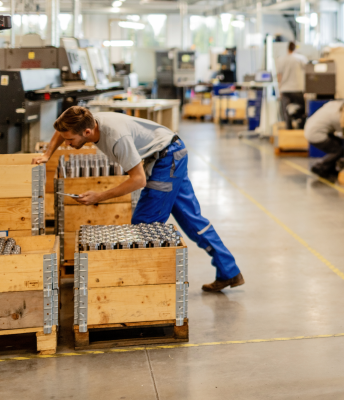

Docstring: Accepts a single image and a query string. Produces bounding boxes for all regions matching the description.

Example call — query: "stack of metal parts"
[0,238,21,255]
[58,154,123,178]
[78,222,182,251]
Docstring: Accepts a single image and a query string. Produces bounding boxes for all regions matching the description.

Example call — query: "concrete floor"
[1,121,344,399]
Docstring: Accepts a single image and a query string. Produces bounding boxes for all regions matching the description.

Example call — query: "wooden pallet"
[74,319,188,350]
[0,326,57,355]
[274,148,309,157]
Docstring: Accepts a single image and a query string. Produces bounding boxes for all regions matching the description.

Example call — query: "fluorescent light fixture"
[111,7,120,13]
[231,19,245,28]
[127,15,140,22]
[118,21,145,30]
[220,13,232,32]
[103,40,134,47]
[112,1,122,7]
[295,15,309,24]
[310,13,318,27]
[0,2,3,6]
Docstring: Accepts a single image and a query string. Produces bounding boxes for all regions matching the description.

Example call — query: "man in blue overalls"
[33,106,244,292]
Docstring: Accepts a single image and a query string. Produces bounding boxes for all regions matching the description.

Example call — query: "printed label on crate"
[0,230,8,237]
[0,75,9,86]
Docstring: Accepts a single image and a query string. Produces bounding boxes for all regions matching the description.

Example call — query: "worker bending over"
[304,100,344,179]
[277,42,307,129]
[32,106,244,292]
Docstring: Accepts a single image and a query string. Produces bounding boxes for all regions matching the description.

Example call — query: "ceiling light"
[111,7,120,13]
[112,1,122,7]
[231,20,245,28]
[0,2,3,6]
[118,21,145,30]
[127,15,140,22]
[295,15,309,24]
[103,40,134,47]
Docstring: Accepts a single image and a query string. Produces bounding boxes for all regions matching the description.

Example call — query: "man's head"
[288,42,296,53]
[53,106,96,149]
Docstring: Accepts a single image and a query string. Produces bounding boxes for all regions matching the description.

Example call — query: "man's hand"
[32,154,50,165]
[75,191,102,206]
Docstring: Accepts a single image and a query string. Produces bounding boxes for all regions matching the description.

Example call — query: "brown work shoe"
[202,273,245,292]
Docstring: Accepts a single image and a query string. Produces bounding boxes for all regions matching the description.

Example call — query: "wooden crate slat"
[86,247,176,288]
[0,291,44,330]
[0,165,35,198]
[63,176,131,204]
[0,154,40,165]
[0,198,32,230]
[0,253,44,292]
[277,129,308,150]
[13,235,56,252]
[64,203,132,231]
[87,284,176,325]
[45,193,55,219]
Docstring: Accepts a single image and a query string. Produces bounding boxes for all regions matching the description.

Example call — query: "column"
[300,0,310,44]
[179,0,188,50]
[10,0,15,47]
[73,0,80,38]
[46,0,60,47]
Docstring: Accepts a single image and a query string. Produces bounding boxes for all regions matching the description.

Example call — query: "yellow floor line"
[185,143,344,281]
[283,160,344,194]
[241,138,344,194]
[0,333,343,363]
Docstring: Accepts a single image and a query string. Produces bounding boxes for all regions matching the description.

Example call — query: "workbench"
[87,99,180,133]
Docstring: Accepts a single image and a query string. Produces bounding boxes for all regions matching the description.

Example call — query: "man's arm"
[75,162,146,206]
[32,131,64,164]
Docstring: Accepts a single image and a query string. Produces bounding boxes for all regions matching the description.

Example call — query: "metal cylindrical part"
[114,163,123,176]
[0,237,6,254]
[11,245,21,254]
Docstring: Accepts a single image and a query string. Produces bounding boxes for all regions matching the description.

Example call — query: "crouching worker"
[32,106,244,292]
[304,100,344,179]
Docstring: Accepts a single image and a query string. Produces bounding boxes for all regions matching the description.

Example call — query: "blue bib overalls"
[132,138,240,280]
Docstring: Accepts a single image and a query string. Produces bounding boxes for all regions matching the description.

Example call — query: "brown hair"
[53,106,95,135]
[288,42,296,52]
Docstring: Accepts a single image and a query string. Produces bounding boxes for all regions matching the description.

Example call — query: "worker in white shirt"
[277,42,308,129]
[304,100,344,178]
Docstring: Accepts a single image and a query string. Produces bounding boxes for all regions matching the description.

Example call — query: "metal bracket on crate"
[43,253,59,334]
[74,253,88,332]
[74,288,79,325]
[31,197,44,236]
[176,282,188,327]
[32,165,45,198]
[57,179,65,262]
[175,247,189,327]
[176,248,188,283]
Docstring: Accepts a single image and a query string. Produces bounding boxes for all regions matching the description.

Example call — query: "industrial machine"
[173,50,196,87]
[155,49,196,99]
[305,61,336,96]
[217,48,237,83]
[0,69,62,153]
[0,15,11,30]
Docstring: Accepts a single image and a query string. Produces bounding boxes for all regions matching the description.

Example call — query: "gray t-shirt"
[277,52,307,93]
[304,101,343,143]
[93,112,174,176]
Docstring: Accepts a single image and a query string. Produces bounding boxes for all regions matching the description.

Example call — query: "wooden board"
[64,231,77,262]
[10,235,56,252]
[86,247,176,288]
[74,321,188,350]
[87,284,176,325]
[0,291,44,330]
[63,176,131,205]
[2,230,32,237]
[0,165,35,198]
[0,198,32,231]
[64,203,132,231]
[0,153,41,165]
[46,171,55,193]
[277,129,308,150]
[36,328,57,354]
[45,193,54,219]
[0,254,44,292]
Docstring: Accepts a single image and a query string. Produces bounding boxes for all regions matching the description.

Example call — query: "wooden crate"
[55,175,133,268]
[214,97,247,124]
[0,235,59,354]
[183,102,213,119]
[35,142,97,221]
[0,154,45,236]
[274,129,309,156]
[73,230,189,349]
